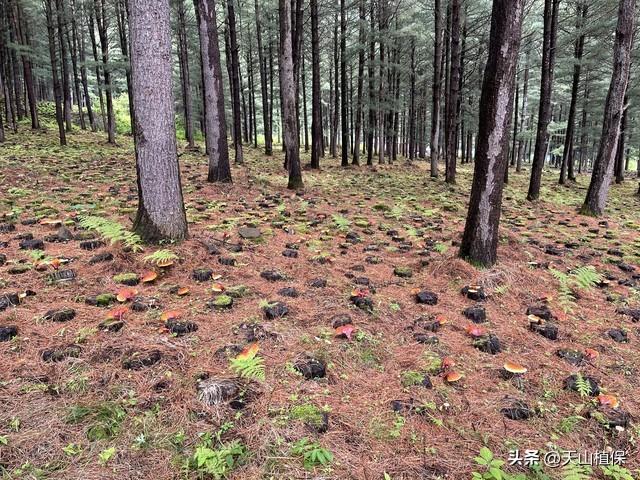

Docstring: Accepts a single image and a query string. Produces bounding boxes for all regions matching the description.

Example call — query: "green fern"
[332,214,351,231]
[230,345,265,381]
[550,266,602,312]
[561,462,592,480]
[571,266,602,289]
[143,249,179,266]
[79,215,143,252]
[601,464,635,480]
[575,373,592,398]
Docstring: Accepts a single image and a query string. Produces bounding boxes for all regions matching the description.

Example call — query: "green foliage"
[290,438,334,470]
[290,403,326,428]
[601,465,635,480]
[143,249,179,265]
[332,214,351,231]
[574,373,592,398]
[550,266,602,312]
[472,447,527,480]
[560,462,592,480]
[229,346,265,381]
[79,215,143,252]
[192,440,246,479]
[66,402,126,441]
[98,447,116,465]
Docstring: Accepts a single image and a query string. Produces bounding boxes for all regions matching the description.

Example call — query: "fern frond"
[143,249,179,265]
[79,216,143,252]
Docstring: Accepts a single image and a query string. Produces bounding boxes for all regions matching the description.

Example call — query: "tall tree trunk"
[527,0,559,201]
[430,0,443,177]
[65,0,85,130]
[78,7,95,131]
[279,0,303,189]
[115,0,134,136]
[44,0,66,145]
[88,12,106,130]
[176,0,194,148]
[194,0,232,183]
[226,0,243,164]
[330,11,339,158]
[366,0,376,166]
[94,0,115,143]
[516,48,529,172]
[12,1,39,129]
[377,0,387,165]
[310,0,321,168]
[560,1,587,184]
[55,0,72,131]
[459,0,524,267]
[129,0,187,242]
[340,0,348,166]
[352,0,365,165]
[254,0,271,155]
[581,0,635,216]
[445,0,461,184]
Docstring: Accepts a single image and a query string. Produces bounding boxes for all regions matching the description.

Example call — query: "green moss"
[113,273,139,285]
[96,293,117,306]
[211,294,233,309]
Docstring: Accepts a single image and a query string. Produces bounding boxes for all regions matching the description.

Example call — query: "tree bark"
[94,0,115,143]
[194,0,232,183]
[55,0,72,131]
[352,0,365,166]
[176,0,194,148]
[129,0,188,242]
[430,0,443,177]
[340,0,348,166]
[527,0,559,201]
[445,0,461,184]
[44,0,66,145]
[310,0,321,168]
[560,2,587,184]
[581,0,635,216]
[226,0,243,164]
[459,0,524,267]
[279,0,303,189]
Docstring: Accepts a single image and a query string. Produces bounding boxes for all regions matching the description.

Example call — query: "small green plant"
[560,462,592,480]
[332,214,351,231]
[574,373,592,398]
[472,447,527,480]
[434,242,448,253]
[291,438,334,470]
[143,249,179,266]
[66,401,126,441]
[63,443,83,456]
[192,439,246,479]
[550,266,602,312]
[98,447,116,466]
[79,215,143,252]
[229,343,265,381]
[601,464,635,480]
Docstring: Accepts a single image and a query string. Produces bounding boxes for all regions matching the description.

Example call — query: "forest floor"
[1,126,640,480]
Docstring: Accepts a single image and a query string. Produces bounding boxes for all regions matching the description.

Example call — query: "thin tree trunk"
[310,0,321,168]
[176,0,194,148]
[340,0,348,166]
[581,0,635,216]
[94,0,115,143]
[445,0,461,183]
[560,2,587,184]
[194,0,232,183]
[225,0,243,164]
[430,0,443,177]
[279,0,303,189]
[44,0,66,145]
[527,0,559,200]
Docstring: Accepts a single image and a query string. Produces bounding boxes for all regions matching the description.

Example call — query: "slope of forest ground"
[1,126,640,480]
